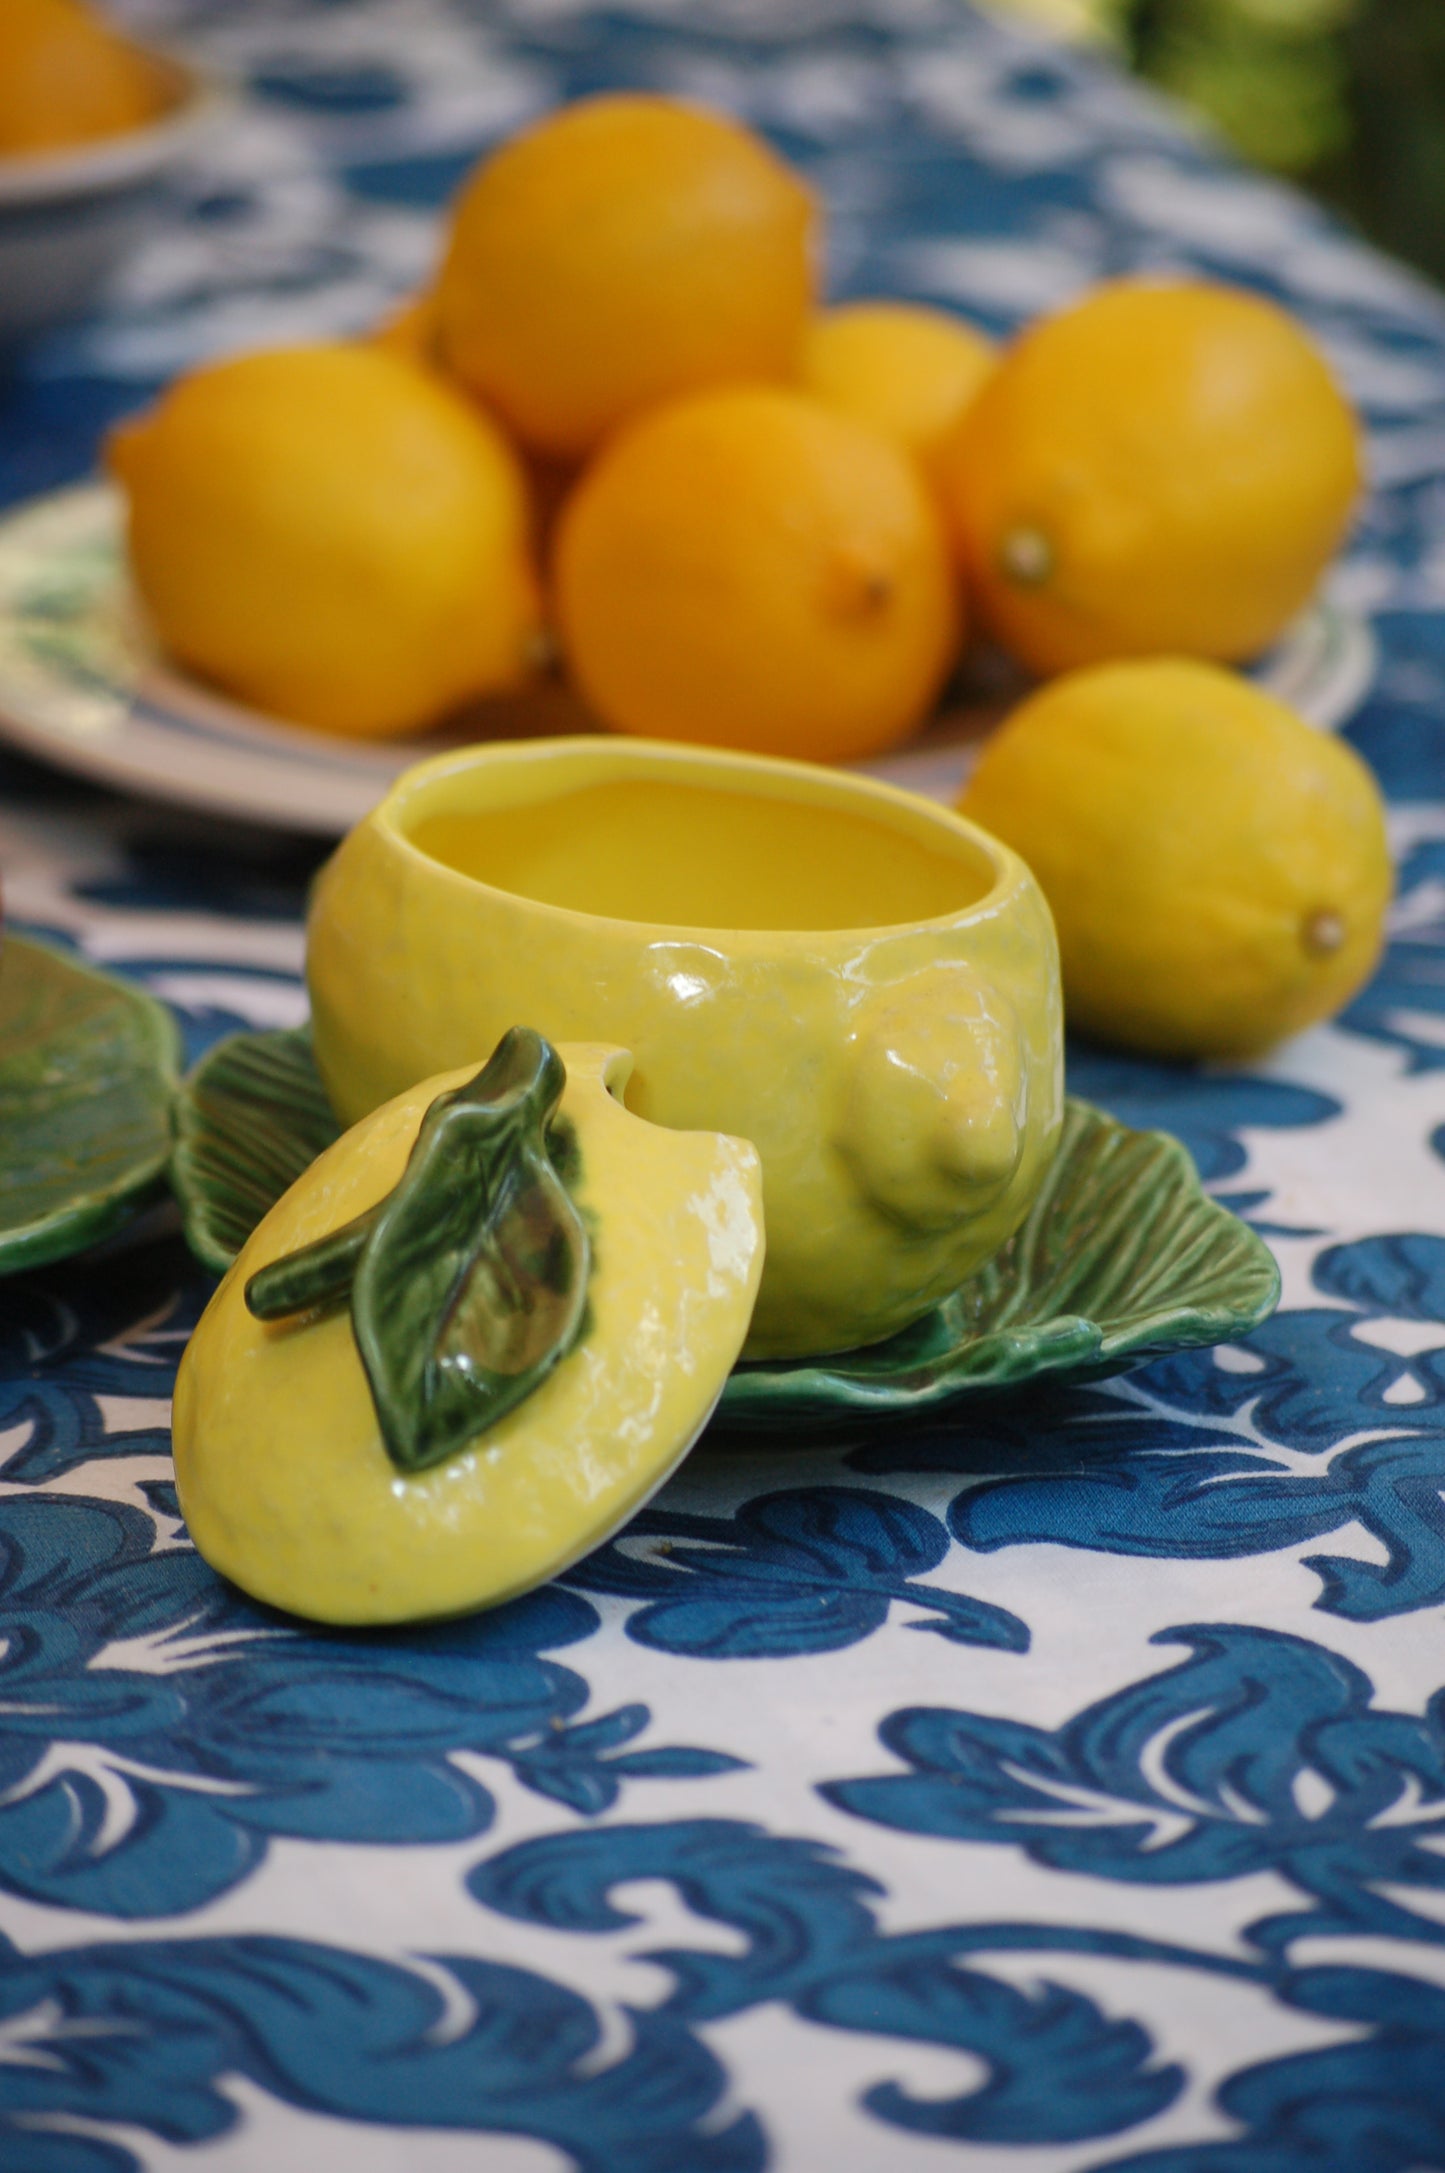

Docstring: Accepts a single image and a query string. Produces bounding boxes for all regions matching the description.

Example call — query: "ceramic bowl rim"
[0,51,227,207]
[369,733,1036,946]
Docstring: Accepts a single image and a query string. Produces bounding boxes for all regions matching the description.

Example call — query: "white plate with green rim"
[0,481,1379,835]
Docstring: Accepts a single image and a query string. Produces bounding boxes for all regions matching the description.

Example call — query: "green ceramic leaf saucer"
[172,1026,338,1276]
[0,933,180,1272]
[722,1098,1280,1432]
[173,1027,1280,1433]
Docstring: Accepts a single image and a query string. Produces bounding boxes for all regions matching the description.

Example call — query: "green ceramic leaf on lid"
[0,934,180,1273]
[244,1028,592,1474]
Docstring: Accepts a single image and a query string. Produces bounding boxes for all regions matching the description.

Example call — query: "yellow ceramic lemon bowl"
[307,737,1063,1358]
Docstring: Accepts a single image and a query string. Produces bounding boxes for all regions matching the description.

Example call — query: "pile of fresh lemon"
[109,91,1391,1063]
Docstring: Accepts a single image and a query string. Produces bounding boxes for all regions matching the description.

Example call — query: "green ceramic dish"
[172,1027,1280,1433]
[0,933,180,1273]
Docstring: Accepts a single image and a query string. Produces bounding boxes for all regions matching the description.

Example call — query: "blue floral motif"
[1092,1966,1445,2172]
[0,1382,161,1490]
[1340,838,1445,1074]
[11,1844,1445,2173]
[0,1494,738,1917]
[854,1231,1445,1622]
[473,1817,1184,2144]
[0,1932,762,2173]
[1133,1229,1445,1444]
[1064,1042,1340,1188]
[1314,1228,1445,1317]
[0,1241,201,1397]
[0,1243,202,1485]
[861,1231,1445,1469]
[1126,1318,1396,1448]
[825,1623,1445,1953]
[565,1485,1028,1656]
[1346,615,1445,799]
[953,1427,1445,1624]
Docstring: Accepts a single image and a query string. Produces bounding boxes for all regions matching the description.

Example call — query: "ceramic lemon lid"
[172,1032,765,1626]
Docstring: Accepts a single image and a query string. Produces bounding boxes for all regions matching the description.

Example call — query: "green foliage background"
[1093,0,1445,284]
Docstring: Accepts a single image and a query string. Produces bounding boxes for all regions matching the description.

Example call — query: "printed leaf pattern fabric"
[5,0,1445,2166]
[826,1623,1445,1949]
[565,1486,1030,1654]
[0,1489,740,1917]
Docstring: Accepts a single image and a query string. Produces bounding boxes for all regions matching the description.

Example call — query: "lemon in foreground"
[960,659,1391,1059]
[802,300,996,472]
[554,386,960,761]
[109,344,540,739]
[940,279,1362,676]
[0,0,176,156]
[435,94,819,459]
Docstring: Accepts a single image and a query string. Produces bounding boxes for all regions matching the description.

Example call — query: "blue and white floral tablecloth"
[5,4,1445,2167]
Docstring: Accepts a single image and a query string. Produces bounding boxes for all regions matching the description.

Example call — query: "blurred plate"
[0,59,226,352]
[0,481,1379,834]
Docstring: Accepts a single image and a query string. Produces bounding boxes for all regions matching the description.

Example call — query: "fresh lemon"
[802,301,996,472]
[435,94,819,460]
[363,297,579,570]
[939,279,1362,676]
[0,0,176,156]
[960,659,1391,1059]
[108,343,541,740]
[554,385,961,762]
[367,288,440,367]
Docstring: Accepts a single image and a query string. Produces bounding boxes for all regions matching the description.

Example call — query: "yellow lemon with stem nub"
[554,385,961,763]
[801,300,996,473]
[109,343,541,740]
[960,658,1391,1059]
[435,93,820,460]
[939,279,1362,677]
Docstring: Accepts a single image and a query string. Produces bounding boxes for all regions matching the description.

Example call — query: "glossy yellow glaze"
[307,739,1063,1358]
[172,1044,764,1624]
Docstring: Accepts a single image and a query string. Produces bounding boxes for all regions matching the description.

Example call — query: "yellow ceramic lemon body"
[172,1045,764,1625]
[306,738,1063,1358]
[108,344,541,740]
